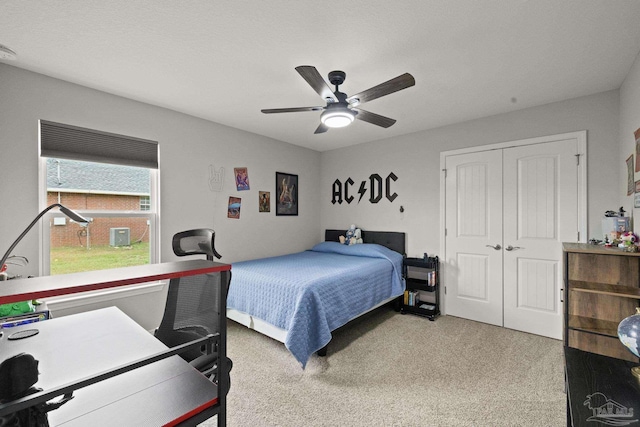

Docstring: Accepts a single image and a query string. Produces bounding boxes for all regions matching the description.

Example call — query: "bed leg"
[317,345,328,357]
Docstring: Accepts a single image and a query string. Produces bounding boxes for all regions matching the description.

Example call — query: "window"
[39,121,159,275]
[140,196,151,211]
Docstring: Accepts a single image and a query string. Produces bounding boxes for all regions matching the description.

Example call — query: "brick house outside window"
[46,158,151,248]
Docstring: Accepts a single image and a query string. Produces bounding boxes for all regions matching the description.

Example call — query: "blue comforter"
[228,242,405,367]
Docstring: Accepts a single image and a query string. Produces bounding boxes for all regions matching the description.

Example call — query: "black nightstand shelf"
[401,256,440,321]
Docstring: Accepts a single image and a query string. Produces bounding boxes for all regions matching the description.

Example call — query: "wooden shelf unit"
[563,243,640,362]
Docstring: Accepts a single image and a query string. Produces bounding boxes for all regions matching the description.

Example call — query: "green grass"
[50,243,150,275]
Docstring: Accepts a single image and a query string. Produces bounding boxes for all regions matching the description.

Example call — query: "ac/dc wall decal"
[331,173,398,204]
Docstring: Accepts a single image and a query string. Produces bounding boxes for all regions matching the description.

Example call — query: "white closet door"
[502,139,578,339]
[444,150,504,326]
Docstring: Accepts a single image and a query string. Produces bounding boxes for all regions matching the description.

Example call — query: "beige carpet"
[202,308,565,427]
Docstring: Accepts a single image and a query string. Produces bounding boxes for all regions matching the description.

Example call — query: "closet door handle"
[486,244,502,250]
[505,245,522,251]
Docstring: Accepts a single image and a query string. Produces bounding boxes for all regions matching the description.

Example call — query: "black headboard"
[324,229,406,255]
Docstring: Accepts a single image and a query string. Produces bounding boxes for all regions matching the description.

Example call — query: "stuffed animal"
[350,228,363,245]
[620,231,639,251]
[340,224,363,245]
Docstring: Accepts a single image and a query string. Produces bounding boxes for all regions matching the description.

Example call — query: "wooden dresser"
[563,242,640,362]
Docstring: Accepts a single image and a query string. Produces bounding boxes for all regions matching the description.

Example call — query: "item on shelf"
[0,310,50,328]
[0,300,34,317]
[602,216,630,242]
[604,207,627,217]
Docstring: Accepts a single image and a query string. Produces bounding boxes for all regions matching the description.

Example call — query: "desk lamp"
[0,204,86,424]
[0,203,89,280]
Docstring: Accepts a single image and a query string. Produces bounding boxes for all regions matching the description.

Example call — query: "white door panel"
[503,140,578,339]
[445,150,503,326]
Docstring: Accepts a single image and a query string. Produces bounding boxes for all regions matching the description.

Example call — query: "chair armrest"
[189,353,217,372]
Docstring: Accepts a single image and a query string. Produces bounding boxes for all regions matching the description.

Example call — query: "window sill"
[44,280,166,312]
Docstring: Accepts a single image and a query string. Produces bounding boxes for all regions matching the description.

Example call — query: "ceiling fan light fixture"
[262,66,414,134]
[321,108,355,128]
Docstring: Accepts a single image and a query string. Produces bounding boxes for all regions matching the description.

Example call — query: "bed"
[226,229,406,367]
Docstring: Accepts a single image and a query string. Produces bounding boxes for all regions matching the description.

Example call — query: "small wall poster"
[259,191,270,212]
[227,197,241,219]
[635,129,640,172]
[628,154,635,196]
[234,167,250,191]
[635,181,640,208]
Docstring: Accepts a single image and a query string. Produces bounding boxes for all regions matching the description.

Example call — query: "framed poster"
[259,191,270,212]
[628,154,634,196]
[276,172,298,216]
[635,129,640,172]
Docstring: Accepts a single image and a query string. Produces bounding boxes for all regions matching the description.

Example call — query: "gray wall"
[0,60,631,329]
[321,90,621,258]
[620,51,640,219]
[0,63,321,329]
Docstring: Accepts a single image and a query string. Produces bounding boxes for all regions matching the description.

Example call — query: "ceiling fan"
[261,66,415,134]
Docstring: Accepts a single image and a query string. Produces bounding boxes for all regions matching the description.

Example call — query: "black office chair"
[154,229,231,392]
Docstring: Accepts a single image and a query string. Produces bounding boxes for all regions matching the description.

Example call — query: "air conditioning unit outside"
[110,227,131,246]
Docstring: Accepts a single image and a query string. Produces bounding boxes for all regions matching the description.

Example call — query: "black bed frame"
[324,229,406,255]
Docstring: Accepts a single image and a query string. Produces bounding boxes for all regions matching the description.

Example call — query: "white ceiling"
[1,1,639,152]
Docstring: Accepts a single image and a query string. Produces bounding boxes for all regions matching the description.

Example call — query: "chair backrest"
[155,229,223,361]
[155,273,224,361]
[172,229,221,260]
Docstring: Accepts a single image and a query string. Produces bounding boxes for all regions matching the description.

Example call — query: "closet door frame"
[439,131,587,316]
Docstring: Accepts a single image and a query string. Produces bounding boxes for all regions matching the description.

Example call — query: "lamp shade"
[58,205,89,224]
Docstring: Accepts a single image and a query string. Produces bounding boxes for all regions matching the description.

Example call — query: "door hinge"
[445,228,447,236]
[442,168,447,178]
[577,231,580,241]
[444,286,447,295]
[575,154,580,166]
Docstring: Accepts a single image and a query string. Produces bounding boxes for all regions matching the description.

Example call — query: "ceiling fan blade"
[261,106,324,114]
[295,66,338,102]
[352,108,396,128]
[314,123,329,134]
[347,73,415,105]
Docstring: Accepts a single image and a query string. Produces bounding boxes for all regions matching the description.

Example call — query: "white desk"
[1,307,219,426]
[0,260,228,305]
[0,260,231,426]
